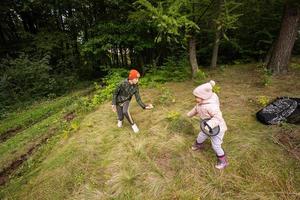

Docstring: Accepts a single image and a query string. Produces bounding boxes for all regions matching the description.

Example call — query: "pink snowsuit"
[187,81,227,156]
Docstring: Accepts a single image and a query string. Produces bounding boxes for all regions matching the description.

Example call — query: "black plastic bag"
[256,97,300,125]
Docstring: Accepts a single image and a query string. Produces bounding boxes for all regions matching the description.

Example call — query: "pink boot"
[215,155,228,170]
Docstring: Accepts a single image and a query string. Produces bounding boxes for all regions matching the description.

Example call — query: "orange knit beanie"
[128,69,140,80]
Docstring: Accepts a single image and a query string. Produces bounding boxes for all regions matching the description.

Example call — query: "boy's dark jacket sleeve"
[112,83,121,105]
[134,86,146,109]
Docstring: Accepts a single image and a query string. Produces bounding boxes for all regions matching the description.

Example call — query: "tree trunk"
[267,4,300,74]
[20,12,37,34]
[115,47,119,66]
[211,28,221,69]
[189,36,199,78]
[110,48,114,66]
[129,48,134,66]
[120,46,125,66]
[210,0,223,69]
[124,48,128,67]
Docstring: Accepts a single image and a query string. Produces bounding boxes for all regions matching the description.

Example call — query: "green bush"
[0,54,52,97]
[193,70,207,85]
[257,64,272,86]
[140,56,190,87]
[212,84,221,94]
[0,54,78,114]
[92,69,127,105]
[256,96,270,107]
[154,86,175,106]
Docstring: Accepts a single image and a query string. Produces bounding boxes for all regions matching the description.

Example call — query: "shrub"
[154,86,175,106]
[193,70,207,85]
[0,54,78,112]
[140,56,190,87]
[256,96,270,107]
[212,84,221,94]
[166,111,195,135]
[92,69,127,105]
[257,64,272,86]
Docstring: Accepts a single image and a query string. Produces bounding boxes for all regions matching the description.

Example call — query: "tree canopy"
[0,0,299,107]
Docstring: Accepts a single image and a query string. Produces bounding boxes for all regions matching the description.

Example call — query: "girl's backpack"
[256,97,300,125]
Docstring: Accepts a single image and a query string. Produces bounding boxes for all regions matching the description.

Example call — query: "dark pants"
[116,101,134,125]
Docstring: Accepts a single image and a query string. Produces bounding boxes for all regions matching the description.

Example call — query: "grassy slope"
[1,64,300,200]
[0,88,94,172]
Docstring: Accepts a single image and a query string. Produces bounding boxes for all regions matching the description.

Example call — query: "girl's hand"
[145,104,154,109]
[112,105,117,112]
[204,126,210,132]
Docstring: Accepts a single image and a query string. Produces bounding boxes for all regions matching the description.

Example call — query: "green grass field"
[0,64,299,200]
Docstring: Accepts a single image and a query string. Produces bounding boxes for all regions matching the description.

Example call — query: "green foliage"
[92,69,127,105]
[233,0,283,60]
[154,86,176,106]
[217,0,243,41]
[62,120,81,139]
[0,95,75,136]
[135,0,199,44]
[0,54,77,111]
[140,56,190,87]
[75,97,95,113]
[290,61,300,70]
[32,31,68,56]
[258,64,273,86]
[220,65,227,72]
[166,111,195,135]
[80,22,155,71]
[212,84,221,94]
[193,70,207,85]
[91,56,189,106]
[166,111,181,121]
[0,54,51,97]
[256,95,270,107]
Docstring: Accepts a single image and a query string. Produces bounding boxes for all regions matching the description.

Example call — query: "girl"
[112,69,153,133]
[187,80,228,169]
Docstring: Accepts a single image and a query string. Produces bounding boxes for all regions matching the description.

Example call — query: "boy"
[112,69,153,133]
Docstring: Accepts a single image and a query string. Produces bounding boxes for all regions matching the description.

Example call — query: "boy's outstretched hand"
[112,105,117,112]
[145,104,154,110]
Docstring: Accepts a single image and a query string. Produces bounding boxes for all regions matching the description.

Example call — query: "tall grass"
[1,64,300,199]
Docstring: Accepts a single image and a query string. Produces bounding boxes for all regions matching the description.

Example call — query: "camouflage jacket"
[112,79,146,109]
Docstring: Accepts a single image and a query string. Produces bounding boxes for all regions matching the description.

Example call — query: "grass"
[0,63,300,199]
[0,88,95,172]
[0,87,93,139]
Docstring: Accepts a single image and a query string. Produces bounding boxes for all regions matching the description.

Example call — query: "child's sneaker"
[131,124,139,133]
[215,155,228,170]
[117,120,123,128]
[191,141,204,151]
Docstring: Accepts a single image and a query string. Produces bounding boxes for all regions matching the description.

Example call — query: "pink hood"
[187,92,227,132]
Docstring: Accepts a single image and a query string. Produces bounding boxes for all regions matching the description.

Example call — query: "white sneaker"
[131,124,139,133]
[117,120,123,128]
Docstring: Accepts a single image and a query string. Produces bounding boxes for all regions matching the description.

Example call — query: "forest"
[1,0,299,111]
[0,0,299,199]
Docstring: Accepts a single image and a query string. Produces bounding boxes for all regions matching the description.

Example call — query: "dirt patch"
[0,126,23,143]
[0,128,57,186]
[0,114,55,143]
[63,111,76,122]
[155,153,175,178]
